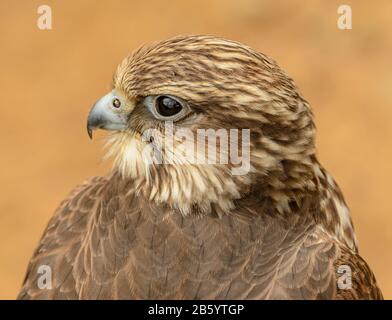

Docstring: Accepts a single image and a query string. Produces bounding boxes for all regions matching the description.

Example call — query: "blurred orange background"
[0,0,391,299]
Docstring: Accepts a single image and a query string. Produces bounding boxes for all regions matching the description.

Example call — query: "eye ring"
[112,98,121,108]
[144,95,190,121]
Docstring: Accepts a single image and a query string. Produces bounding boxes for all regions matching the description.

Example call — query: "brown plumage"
[18,35,382,300]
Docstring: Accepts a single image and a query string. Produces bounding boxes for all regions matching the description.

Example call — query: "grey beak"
[87,91,128,139]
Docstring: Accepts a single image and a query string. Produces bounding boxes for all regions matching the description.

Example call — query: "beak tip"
[87,125,93,140]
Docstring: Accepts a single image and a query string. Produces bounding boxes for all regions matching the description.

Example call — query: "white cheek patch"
[104,129,247,216]
[121,138,148,178]
[105,132,151,180]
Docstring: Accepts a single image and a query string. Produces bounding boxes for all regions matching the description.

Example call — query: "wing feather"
[18,175,382,300]
[18,176,108,299]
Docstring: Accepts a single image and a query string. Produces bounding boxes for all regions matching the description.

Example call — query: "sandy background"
[0,0,391,299]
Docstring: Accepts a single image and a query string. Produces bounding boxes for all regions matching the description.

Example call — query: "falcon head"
[87,35,317,215]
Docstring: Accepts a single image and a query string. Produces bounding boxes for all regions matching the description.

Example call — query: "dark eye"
[112,98,121,108]
[156,96,183,117]
[144,95,189,121]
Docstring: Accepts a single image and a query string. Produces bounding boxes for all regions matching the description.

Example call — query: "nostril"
[112,98,121,108]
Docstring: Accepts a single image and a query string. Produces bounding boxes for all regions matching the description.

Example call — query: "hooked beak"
[87,91,128,139]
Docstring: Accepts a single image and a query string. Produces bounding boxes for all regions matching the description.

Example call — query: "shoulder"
[334,245,383,299]
[17,175,110,299]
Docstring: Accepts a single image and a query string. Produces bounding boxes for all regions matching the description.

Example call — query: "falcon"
[18,35,382,300]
